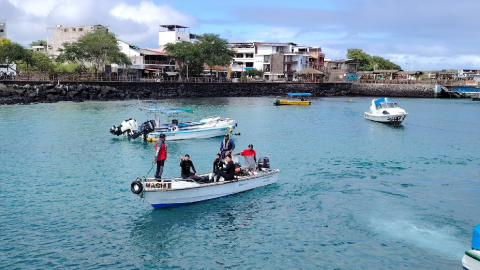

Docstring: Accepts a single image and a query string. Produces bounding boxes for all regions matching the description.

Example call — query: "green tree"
[0,38,29,73]
[56,31,131,77]
[346,49,372,71]
[30,40,47,47]
[371,55,401,70]
[243,68,263,78]
[196,34,235,77]
[164,42,204,79]
[347,48,401,71]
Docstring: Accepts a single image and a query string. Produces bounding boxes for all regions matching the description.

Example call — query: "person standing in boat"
[179,154,203,181]
[219,133,235,159]
[153,133,167,180]
[233,144,257,170]
[214,154,235,182]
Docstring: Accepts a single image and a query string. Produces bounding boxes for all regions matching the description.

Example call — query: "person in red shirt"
[233,144,257,170]
[153,133,167,180]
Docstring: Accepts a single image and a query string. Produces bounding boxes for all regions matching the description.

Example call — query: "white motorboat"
[364,97,408,125]
[463,224,480,270]
[145,107,236,141]
[110,107,236,141]
[131,157,278,208]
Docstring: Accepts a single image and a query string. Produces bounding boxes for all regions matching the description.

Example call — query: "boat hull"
[142,170,279,208]
[364,112,407,125]
[274,99,311,106]
[463,250,480,270]
[148,119,236,141]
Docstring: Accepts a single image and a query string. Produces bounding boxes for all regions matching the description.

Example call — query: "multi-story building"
[158,25,196,51]
[229,42,325,81]
[0,19,6,39]
[46,24,108,56]
[117,40,175,74]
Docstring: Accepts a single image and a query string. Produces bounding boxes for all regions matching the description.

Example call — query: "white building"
[46,24,109,56]
[229,42,324,81]
[158,25,195,50]
[0,19,6,39]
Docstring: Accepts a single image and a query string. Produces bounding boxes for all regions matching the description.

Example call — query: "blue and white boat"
[144,107,236,141]
[463,224,480,270]
[364,97,408,125]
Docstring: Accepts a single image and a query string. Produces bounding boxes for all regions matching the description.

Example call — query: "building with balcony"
[0,19,6,39]
[46,24,109,56]
[229,42,324,81]
[116,40,176,77]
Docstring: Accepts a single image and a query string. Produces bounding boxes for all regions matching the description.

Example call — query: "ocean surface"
[1,96,479,269]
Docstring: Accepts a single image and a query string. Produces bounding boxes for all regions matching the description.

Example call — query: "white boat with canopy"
[364,97,408,125]
[110,106,236,141]
[131,156,278,208]
[144,107,237,141]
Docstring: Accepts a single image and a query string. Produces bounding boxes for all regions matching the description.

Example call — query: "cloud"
[0,0,195,48]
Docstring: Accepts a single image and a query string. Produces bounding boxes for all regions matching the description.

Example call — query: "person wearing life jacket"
[219,133,235,159]
[153,133,167,180]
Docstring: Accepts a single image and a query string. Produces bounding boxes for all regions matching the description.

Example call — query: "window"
[246,62,253,67]
[78,28,83,32]
[0,29,3,33]
[177,37,180,40]
[236,53,243,58]
[64,28,68,32]
[245,53,253,58]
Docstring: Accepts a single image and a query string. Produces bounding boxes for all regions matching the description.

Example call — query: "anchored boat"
[364,97,408,125]
[463,224,480,270]
[274,93,312,105]
[131,157,279,208]
[110,107,237,141]
[145,107,237,141]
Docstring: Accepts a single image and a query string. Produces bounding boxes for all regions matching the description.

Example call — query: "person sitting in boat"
[213,153,224,174]
[153,133,167,180]
[179,154,203,181]
[219,133,235,159]
[214,154,235,182]
[233,144,257,171]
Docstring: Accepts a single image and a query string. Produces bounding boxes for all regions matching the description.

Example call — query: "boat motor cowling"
[130,120,155,140]
[258,156,270,171]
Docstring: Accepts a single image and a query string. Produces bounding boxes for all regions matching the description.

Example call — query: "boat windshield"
[376,102,399,109]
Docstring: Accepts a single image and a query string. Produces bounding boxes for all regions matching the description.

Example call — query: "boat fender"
[229,125,233,133]
[131,179,143,195]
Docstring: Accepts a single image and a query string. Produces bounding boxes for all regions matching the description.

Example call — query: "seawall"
[0,81,436,105]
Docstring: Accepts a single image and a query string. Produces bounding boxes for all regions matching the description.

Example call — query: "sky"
[1,0,479,71]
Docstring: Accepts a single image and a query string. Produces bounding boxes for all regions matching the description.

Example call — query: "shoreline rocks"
[0,81,436,105]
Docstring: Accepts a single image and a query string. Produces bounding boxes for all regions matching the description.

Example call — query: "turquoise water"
[1,97,479,269]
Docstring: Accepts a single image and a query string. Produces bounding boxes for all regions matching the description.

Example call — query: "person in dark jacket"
[213,153,224,174]
[179,154,202,181]
[219,134,235,159]
[214,154,235,182]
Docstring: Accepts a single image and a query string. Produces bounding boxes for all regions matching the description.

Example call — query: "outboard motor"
[130,120,155,140]
[258,156,270,171]
[110,118,138,136]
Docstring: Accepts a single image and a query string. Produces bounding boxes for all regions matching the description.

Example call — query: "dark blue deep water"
[1,97,479,269]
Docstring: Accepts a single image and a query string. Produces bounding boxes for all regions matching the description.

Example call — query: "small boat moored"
[131,157,279,208]
[463,224,480,270]
[364,97,408,125]
[274,93,311,106]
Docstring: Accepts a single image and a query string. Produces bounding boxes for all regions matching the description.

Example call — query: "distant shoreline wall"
[0,81,436,104]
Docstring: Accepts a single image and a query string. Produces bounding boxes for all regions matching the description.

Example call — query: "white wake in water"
[370,217,467,259]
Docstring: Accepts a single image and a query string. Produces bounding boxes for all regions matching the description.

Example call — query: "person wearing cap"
[233,144,257,170]
[153,133,167,180]
[219,133,235,159]
[214,154,235,182]
[179,154,202,181]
